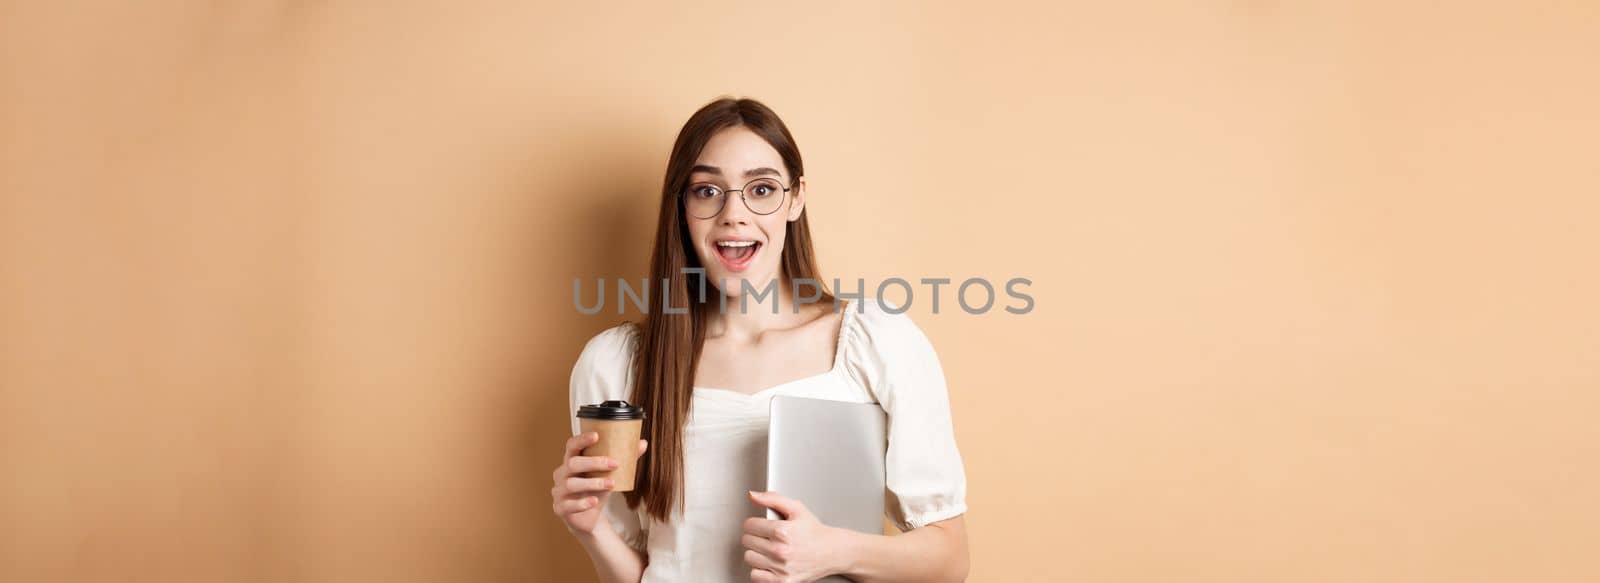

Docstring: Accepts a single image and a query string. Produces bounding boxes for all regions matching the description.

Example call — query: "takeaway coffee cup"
[576,400,646,492]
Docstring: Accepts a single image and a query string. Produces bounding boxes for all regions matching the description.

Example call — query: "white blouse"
[567,300,967,583]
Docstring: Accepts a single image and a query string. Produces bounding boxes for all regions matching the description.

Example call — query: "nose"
[717,192,751,225]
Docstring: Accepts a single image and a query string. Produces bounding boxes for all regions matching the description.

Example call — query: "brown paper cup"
[578,418,644,492]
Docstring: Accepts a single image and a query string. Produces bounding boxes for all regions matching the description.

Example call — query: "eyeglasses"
[682,177,792,219]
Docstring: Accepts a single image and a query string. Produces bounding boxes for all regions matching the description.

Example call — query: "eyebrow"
[689,165,783,179]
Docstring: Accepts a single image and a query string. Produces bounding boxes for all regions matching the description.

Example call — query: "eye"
[748,181,779,198]
[689,185,722,199]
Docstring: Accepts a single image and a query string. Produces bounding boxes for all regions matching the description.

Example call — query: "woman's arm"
[550,431,650,583]
[836,515,969,583]
[744,490,968,582]
[573,523,647,583]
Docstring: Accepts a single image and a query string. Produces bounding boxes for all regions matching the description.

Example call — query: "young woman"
[550,98,969,583]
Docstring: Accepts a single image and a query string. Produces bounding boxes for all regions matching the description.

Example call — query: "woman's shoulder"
[569,322,640,402]
[578,321,640,358]
[843,297,930,343]
[836,297,950,404]
[840,297,940,365]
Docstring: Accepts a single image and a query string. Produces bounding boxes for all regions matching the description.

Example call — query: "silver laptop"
[766,395,888,581]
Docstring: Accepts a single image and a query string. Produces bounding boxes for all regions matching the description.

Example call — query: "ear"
[786,176,806,222]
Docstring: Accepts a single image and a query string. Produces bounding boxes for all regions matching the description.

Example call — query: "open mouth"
[714,240,762,272]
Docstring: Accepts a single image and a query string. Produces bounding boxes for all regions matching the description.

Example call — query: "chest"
[693,323,837,394]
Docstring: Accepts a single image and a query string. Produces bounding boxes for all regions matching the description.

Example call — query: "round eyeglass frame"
[681,177,793,219]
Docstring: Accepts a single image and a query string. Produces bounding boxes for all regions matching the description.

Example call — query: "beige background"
[4,2,1598,581]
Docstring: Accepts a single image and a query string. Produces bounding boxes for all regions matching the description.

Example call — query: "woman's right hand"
[551,432,648,536]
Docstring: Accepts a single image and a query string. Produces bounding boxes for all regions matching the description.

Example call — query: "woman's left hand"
[743,490,850,582]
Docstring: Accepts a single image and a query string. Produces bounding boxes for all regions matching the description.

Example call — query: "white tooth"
[718,241,756,247]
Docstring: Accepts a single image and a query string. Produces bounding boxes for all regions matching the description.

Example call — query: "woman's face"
[683,126,806,300]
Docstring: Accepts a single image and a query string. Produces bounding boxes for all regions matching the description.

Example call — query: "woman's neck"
[707,278,809,340]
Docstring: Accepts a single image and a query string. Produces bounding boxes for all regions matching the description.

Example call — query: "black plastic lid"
[577,400,645,420]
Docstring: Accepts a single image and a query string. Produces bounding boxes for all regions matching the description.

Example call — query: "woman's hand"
[550,432,648,537]
[743,490,852,582]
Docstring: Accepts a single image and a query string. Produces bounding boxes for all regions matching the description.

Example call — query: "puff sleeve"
[847,303,970,531]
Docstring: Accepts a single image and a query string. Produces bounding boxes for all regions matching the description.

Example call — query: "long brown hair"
[624,97,833,521]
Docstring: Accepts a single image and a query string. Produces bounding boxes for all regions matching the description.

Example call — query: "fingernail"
[608,459,618,469]
[604,479,614,488]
